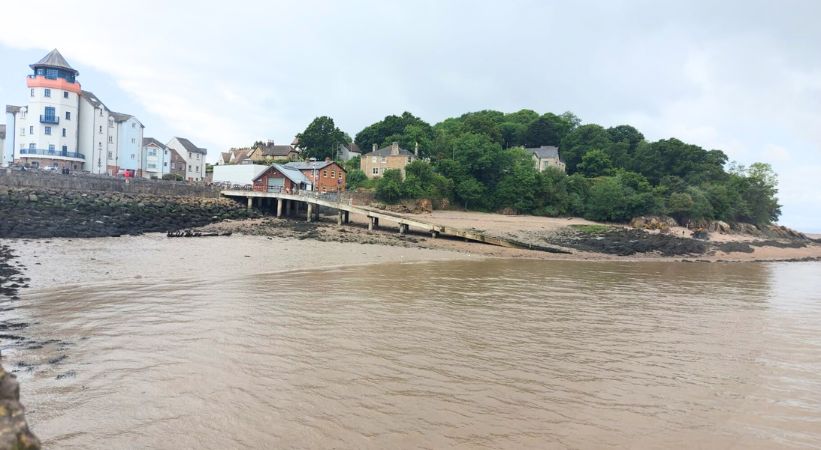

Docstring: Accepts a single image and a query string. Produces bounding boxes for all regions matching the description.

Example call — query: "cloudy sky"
[1,0,819,231]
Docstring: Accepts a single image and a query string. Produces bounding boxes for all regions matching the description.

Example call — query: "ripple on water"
[7,260,821,449]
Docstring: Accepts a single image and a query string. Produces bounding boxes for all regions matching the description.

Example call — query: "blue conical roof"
[30,49,78,75]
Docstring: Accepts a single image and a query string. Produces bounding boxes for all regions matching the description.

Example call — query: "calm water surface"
[7,260,821,449]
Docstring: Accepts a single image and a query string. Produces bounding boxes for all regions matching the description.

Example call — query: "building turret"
[15,49,83,170]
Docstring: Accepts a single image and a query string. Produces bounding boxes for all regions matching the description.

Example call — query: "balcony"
[40,115,59,125]
[20,148,85,160]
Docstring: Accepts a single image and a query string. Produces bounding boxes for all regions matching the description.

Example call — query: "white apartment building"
[166,137,207,182]
[3,49,144,174]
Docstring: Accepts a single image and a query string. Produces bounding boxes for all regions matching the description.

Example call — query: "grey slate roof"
[172,137,207,155]
[6,105,22,114]
[0,124,6,139]
[261,145,297,157]
[525,145,560,159]
[284,161,344,171]
[143,137,167,150]
[81,91,107,110]
[30,49,78,75]
[367,145,414,157]
[254,164,310,185]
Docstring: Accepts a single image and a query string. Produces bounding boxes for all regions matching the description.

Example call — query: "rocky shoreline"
[0,244,40,450]
[0,187,259,239]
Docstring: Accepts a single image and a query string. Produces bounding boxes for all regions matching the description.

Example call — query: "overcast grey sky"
[1,0,819,231]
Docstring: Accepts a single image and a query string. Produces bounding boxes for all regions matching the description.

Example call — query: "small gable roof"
[254,164,310,185]
[525,145,560,159]
[171,137,207,155]
[284,161,345,172]
[143,137,167,149]
[367,145,414,157]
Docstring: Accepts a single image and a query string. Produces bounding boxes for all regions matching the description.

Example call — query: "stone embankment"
[0,187,260,239]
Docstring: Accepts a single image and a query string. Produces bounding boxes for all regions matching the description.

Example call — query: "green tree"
[576,149,613,177]
[346,169,368,190]
[355,112,434,157]
[560,124,612,173]
[456,177,485,209]
[297,116,348,161]
[375,169,404,203]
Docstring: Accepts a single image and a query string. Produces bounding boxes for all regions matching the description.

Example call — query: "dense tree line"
[298,109,781,226]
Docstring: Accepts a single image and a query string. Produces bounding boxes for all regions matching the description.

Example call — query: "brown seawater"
[5,257,821,449]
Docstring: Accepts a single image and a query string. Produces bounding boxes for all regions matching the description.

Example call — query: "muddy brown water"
[4,258,821,449]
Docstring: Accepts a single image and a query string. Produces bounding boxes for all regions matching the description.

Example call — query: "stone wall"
[0,169,221,198]
[0,187,260,239]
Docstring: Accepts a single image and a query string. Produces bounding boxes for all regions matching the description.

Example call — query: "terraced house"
[3,49,144,175]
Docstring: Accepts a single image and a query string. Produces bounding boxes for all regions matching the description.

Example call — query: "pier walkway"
[220,189,568,252]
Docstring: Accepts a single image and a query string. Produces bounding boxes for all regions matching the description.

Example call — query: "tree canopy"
[296,116,348,161]
[353,108,781,227]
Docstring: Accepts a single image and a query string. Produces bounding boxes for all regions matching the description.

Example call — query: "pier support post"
[307,203,313,222]
[431,230,439,238]
[337,210,344,226]
[399,223,408,235]
[368,216,375,231]
[247,197,253,209]
[277,198,283,218]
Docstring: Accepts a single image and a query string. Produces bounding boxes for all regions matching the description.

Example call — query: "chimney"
[325,156,331,162]
[391,142,399,156]
[372,143,378,152]
[414,141,419,157]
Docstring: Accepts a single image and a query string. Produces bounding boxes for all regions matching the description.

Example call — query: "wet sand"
[192,211,821,263]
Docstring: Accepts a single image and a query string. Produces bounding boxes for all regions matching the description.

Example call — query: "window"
[381,157,386,163]
[45,68,57,79]
[65,111,71,120]
[132,123,136,128]
[163,161,168,167]
[323,170,328,178]
[371,156,377,163]
[107,151,113,158]
[331,170,335,178]
[372,167,378,175]
[45,126,52,135]
[62,145,68,152]
[99,125,103,134]
[63,91,68,99]
[30,89,34,97]
[29,126,33,135]
[19,128,25,136]
[45,106,55,118]
[48,144,55,152]
[188,164,192,172]
[108,119,113,128]
[108,136,113,144]
[29,143,35,150]
[131,138,135,144]
[195,166,199,172]
[99,109,103,117]
[62,128,66,137]
[148,163,157,169]
[44,89,51,98]
[131,154,135,160]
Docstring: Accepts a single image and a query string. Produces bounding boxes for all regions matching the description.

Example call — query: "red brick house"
[252,164,309,193]
[284,161,347,193]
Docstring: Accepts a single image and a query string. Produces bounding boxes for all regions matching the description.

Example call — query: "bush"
[162,173,184,181]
